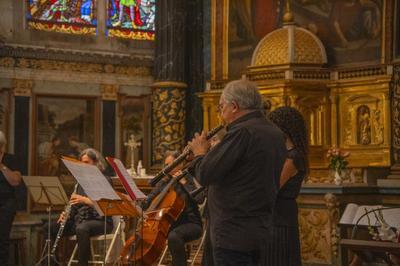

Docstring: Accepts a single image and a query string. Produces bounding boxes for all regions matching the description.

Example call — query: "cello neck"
[147,170,188,212]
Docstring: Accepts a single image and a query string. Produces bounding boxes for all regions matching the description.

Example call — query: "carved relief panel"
[340,94,386,147]
[299,208,332,264]
[331,73,392,167]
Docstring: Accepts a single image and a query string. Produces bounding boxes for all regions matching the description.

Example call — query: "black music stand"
[22,176,68,266]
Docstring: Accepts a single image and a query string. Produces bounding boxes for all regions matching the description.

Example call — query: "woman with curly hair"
[267,106,309,266]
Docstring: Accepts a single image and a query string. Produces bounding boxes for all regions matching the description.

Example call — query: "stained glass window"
[107,0,155,40]
[26,0,97,35]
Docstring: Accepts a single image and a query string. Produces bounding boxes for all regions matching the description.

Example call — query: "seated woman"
[267,107,309,266]
[142,150,203,266]
[44,148,113,266]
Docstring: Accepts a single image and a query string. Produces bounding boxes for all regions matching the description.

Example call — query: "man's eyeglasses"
[217,101,233,112]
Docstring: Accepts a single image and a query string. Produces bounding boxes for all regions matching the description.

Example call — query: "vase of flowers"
[327,147,350,185]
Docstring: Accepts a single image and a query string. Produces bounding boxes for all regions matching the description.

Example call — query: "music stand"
[22,176,68,266]
[93,192,140,265]
[62,157,140,265]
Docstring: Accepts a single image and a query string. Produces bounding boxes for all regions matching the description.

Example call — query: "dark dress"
[0,153,18,266]
[265,148,306,266]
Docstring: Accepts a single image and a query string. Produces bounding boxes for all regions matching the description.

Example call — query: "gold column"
[329,94,338,147]
[151,81,187,166]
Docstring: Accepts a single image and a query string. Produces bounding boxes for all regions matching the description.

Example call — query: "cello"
[121,125,223,265]
[120,171,187,265]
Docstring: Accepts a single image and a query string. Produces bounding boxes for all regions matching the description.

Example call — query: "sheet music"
[107,157,147,200]
[339,203,359,225]
[340,203,400,227]
[62,159,120,201]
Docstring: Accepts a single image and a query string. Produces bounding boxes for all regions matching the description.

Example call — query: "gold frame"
[31,94,101,175]
[210,0,388,79]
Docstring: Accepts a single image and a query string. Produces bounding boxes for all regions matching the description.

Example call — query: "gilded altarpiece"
[203,2,394,265]
[329,67,392,168]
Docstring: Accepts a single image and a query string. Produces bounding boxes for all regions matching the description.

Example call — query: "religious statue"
[357,105,371,145]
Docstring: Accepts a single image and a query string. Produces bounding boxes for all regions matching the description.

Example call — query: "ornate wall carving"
[299,207,332,264]
[393,65,400,164]
[298,193,340,265]
[151,88,185,165]
[13,79,33,97]
[325,193,340,258]
[0,57,151,76]
[101,84,119,101]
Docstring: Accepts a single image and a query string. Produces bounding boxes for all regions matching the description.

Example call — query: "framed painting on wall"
[291,0,383,65]
[119,95,151,172]
[32,95,99,176]
[0,88,11,140]
[228,0,281,79]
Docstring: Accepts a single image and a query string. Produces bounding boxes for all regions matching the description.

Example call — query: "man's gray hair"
[221,79,263,110]
[0,130,6,145]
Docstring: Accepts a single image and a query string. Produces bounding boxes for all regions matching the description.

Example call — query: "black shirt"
[0,153,18,200]
[273,148,306,227]
[69,175,113,226]
[190,111,287,252]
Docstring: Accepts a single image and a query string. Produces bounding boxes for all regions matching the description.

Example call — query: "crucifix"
[124,134,141,177]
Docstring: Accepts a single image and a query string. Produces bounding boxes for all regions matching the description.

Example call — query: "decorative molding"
[336,65,390,80]
[207,80,228,91]
[28,21,96,35]
[13,79,33,97]
[108,29,155,41]
[393,65,400,164]
[0,57,151,77]
[101,84,119,101]
[293,70,330,80]
[324,193,340,259]
[152,81,188,89]
[0,44,153,67]
[247,71,286,81]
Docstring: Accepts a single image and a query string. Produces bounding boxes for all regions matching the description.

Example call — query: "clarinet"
[51,183,79,256]
[149,125,224,186]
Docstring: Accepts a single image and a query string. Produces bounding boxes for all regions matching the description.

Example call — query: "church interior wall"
[0,1,154,56]
[0,0,155,214]
[0,0,399,265]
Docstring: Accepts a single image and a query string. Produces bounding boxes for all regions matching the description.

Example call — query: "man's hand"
[188,131,210,157]
[70,194,93,206]
[57,211,66,224]
[172,169,183,178]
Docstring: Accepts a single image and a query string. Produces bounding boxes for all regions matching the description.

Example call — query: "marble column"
[152,0,188,166]
[13,79,32,210]
[101,84,118,158]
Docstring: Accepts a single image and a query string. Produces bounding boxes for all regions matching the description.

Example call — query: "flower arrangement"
[326,147,350,174]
